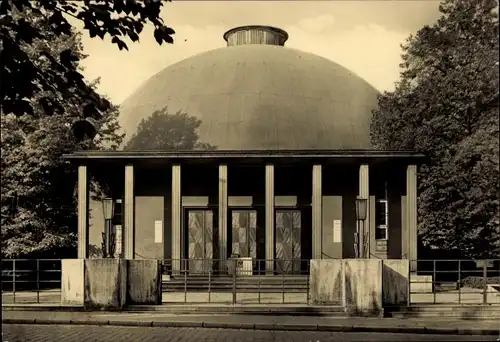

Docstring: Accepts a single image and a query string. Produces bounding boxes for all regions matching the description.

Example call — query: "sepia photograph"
[1,0,499,341]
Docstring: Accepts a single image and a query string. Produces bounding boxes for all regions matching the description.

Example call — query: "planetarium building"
[66,26,424,274]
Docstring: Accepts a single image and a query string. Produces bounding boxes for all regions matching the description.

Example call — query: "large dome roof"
[119,26,379,150]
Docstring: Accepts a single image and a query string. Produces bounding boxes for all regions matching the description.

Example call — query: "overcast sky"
[75,1,442,104]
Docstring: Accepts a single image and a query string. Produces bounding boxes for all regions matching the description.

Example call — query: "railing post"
[282,266,285,304]
[12,259,16,303]
[36,259,40,303]
[208,269,211,303]
[457,260,461,305]
[232,259,236,304]
[184,259,187,303]
[257,260,261,304]
[483,259,488,305]
[306,260,310,305]
[433,260,436,304]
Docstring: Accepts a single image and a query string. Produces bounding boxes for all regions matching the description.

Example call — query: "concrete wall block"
[343,259,382,316]
[61,259,85,306]
[382,259,409,306]
[127,259,161,305]
[84,259,126,310]
[309,259,343,305]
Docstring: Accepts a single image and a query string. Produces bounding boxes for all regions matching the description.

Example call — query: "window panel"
[375,200,387,226]
[375,227,387,240]
[375,199,388,241]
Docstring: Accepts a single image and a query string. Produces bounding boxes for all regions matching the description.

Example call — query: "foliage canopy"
[370,0,499,258]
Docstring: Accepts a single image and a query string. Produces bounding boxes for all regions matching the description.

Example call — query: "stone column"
[265,164,275,274]
[171,164,182,273]
[77,165,89,259]
[124,164,134,259]
[312,164,322,259]
[218,164,228,273]
[358,164,369,258]
[406,164,418,272]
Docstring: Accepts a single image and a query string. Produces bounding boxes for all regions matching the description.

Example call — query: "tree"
[0,0,175,130]
[0,8,124,259]
[124,107,216,151]
[370,0,499,258]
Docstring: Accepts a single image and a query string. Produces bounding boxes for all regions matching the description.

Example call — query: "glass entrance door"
[231,210,257,259]
[275,210,302,274]
[187,210,214,274]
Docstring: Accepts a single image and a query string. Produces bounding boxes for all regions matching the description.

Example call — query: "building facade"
[66,25,424,274]
[66,150,423,274]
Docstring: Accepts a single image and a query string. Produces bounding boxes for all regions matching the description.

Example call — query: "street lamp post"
[355,197,368,259]
[101,198,115,258]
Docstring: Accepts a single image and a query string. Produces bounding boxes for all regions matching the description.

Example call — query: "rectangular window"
[375,199,388,240]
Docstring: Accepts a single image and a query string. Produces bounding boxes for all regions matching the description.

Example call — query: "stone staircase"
[410,274,434,293]
[162,275,309,293]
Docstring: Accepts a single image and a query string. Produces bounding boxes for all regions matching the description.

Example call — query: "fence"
[159,258,310,304]
[1,259,62,304]
[409,259,500,305]
[2,258,499,306]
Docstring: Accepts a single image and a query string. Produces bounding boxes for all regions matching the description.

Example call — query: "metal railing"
[159,258,310,305]
[1,259,62,304]
[409,259,500,305]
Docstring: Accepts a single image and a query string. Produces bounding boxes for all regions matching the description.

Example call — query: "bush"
[460,276,500,289]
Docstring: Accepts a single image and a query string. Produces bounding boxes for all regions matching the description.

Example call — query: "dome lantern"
[223,25,289,47]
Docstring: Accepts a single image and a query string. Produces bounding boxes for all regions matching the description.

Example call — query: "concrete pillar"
[406,165,418,272]
[218,164,228,272]
[77,165,89,259]
[171,164,181,273]
[265,164,275,274]
[358,164,369,258]
[124,165,134,259]
[312,165,322,259]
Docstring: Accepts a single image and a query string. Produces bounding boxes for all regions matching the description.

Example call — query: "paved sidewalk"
[2,310,499,336]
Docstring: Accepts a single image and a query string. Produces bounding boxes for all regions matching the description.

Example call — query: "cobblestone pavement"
[3,325,497,342]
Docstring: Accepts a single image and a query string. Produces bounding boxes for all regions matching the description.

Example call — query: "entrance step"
[162,275,309,293]
[126,304,347,316]
[385,305,500,319]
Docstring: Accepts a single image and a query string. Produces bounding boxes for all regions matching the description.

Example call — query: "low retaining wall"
[84,259,127,310]
[127,259,161,305]
[61,259,161,310]
[309,259,384,316]
[382,259,410,306]
[309,259,411,315]
[344,259,382,316]
[309,259,343,305]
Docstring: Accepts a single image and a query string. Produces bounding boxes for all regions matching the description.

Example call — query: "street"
[2,325,497,342]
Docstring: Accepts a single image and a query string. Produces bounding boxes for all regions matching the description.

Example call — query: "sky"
[74,1,443,105]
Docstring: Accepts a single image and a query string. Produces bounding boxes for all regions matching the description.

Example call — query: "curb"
[2,319,498,336]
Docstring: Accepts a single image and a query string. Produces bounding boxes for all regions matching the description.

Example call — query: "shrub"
[460,276,500,289]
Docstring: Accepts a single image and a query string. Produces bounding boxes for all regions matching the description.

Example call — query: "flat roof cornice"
[64,149,425,162]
